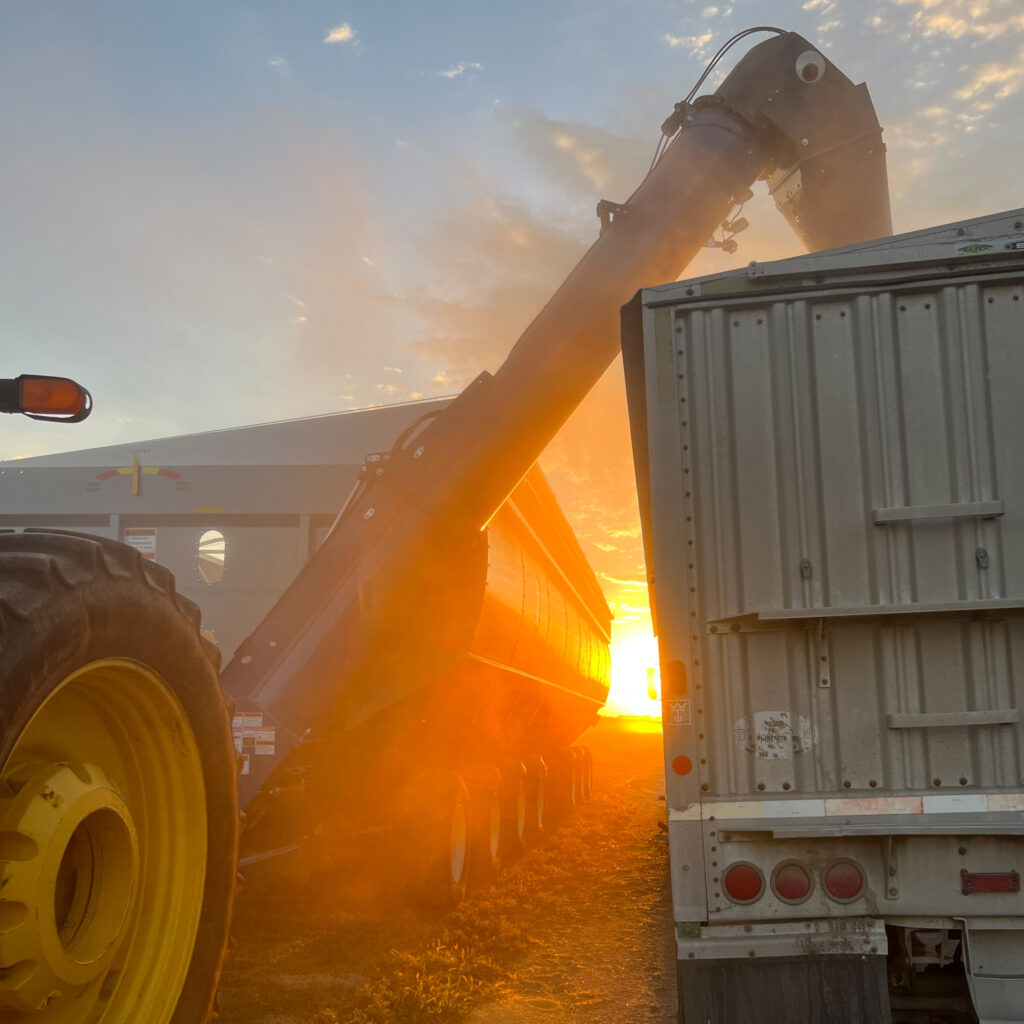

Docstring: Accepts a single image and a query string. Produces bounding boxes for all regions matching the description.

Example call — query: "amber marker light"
[0,374,93,422]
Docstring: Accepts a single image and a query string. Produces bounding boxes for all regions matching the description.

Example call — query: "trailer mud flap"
[959,922,1024,1024]
[677,953,889,1024]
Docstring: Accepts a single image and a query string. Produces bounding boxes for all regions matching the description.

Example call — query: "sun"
[603,627,661,718]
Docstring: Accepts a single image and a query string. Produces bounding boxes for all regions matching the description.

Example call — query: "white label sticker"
[232,712,263,731]
[668,699,692,725]
[734,711,817,760]
[254,728,276,756]
[124,528,157,560]
[239,754,250,776]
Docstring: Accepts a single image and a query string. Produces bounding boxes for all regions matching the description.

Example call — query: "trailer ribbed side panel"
[664,271,1024,798]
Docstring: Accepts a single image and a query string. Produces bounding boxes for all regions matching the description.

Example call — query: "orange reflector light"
[723,862,764,904]
[672,755,693,775]
[20,376,87,415]
[772,861,812,903]
[824,859,864,902]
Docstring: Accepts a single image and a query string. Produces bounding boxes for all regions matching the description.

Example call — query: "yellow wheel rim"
[0,659,207,1023]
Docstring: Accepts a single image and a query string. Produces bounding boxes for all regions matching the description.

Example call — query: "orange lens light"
[20,376,86,415]
[672,755,693,775]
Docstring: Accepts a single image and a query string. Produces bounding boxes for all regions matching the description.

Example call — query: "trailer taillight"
[772,861,812,903]
[823,859,864,902]
[723,862,764,904]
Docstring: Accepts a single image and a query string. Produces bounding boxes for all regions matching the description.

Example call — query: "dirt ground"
[217,716,676,1024]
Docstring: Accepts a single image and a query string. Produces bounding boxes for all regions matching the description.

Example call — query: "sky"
[3,0,1023,713]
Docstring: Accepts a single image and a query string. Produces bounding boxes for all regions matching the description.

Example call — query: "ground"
[216,716,676,1024]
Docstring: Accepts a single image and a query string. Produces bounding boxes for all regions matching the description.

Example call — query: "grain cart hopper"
[0,27,891,1023]
[623,210,1024,1022]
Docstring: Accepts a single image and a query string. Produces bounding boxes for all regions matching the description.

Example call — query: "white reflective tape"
[668,792,1024,822]
[988,793,1024,813]
[923,794,988,814]
[770,799,826,818]
[825,796,923,816]
[668,805,701,821]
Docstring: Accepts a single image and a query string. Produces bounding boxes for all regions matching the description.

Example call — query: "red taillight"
[824,859,864,902]
[723,863,764,903]
[672,755,692,775]
[772,861,812,903]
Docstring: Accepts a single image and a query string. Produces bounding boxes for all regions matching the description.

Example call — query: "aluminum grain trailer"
[623,208,1024,1022]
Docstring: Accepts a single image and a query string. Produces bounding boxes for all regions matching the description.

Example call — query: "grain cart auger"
[0,377,238,1022]
[223,28,892,888]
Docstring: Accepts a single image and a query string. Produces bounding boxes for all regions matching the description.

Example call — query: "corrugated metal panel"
[646,265,1024,799]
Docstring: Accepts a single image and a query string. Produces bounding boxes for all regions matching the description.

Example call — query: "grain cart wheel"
[497,760,528,860]
[462,764,503,883]
[404,769,471,907]
[575,745,593,801]
[0,530,238,1024]
[522,755,548,841]
[548,747,580,819]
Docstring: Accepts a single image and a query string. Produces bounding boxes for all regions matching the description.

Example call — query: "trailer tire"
[549,747,580,818]
[405,769,470,907]
[498,760,528,860]
[576,745,594,801]
[0,529,238,1024]
[462,763,503,882]
[522,755,548,841]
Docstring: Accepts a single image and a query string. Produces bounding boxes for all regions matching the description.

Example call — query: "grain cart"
[623,209,1024,1022]
[1,26,891,1023]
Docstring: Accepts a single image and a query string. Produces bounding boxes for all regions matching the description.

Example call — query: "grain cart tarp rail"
[623,208,1024,1023]
[220,29,892,811]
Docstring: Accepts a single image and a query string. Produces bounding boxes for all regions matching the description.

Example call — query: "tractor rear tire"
[0,530,238,1024]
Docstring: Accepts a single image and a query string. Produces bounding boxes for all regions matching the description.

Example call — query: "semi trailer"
[1,27,892,1023]
[623,209,1024,1022]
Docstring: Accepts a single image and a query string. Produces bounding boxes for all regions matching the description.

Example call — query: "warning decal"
[232,713,276,759]
[124,528,157,560]
[668,699,692,725]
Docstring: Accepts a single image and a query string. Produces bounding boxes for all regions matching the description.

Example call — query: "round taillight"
[772,861,812,903]
[723,862,764,904]
[823,859,864,902]
[672,755,692,775]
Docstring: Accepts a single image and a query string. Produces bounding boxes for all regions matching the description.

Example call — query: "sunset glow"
[604,624,661,719]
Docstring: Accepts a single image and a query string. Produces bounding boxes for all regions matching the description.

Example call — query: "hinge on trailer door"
[817,618,831,689]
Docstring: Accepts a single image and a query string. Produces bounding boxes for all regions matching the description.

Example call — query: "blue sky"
[3,0,1023,694]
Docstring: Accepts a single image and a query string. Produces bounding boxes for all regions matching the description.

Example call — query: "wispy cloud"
[437,61,483,79]
[267,57,290,77]
[955,47,1024,102]
[324,22,357,45]
[664,31,714,57]
[892,0,1024,40]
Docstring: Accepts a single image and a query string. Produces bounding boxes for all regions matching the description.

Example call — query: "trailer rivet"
[958,847,967,855]
[870,946,878,954]
[744,924,752,933]
[842,780,852,788]
[959,777,968,785]
[748,950,756,957]
[888,887,898,897]
[933,778,942,786]
[757,782,765,791]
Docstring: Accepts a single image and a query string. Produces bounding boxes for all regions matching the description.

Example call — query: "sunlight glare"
[603,628,660,718]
